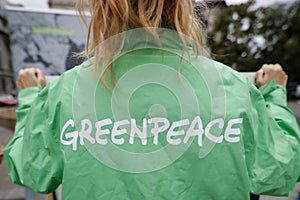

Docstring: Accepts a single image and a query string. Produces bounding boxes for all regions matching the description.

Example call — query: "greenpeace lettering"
[60,116,243,151]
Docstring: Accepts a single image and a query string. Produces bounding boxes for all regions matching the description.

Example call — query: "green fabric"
[4,34,300,199]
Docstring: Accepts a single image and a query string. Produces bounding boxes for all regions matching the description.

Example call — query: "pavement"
[0,101,299,200]
[0,126,24,200]
[288,101,300,125]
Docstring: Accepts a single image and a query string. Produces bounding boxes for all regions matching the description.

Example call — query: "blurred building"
[0,4,14,95]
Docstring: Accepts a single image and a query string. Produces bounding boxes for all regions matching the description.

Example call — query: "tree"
[256,1,300,82]
[207,0,300,82]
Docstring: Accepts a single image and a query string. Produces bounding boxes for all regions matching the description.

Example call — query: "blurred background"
[204,0,300,101]
[0,0,299,199]
[1,0,299,99]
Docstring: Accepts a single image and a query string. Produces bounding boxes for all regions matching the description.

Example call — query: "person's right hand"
[256,64,288,88]
[16,68,45,90]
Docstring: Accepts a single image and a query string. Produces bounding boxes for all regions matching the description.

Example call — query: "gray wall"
[0,12,14,95]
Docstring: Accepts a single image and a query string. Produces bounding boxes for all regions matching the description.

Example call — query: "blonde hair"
[76,0,205,88]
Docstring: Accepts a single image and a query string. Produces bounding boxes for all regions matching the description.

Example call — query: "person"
[4,0,300,200]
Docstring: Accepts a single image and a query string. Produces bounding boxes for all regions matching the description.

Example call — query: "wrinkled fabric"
[4,35,300,200]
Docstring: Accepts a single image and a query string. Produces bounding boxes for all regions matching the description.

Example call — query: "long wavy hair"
[76,0,205,88]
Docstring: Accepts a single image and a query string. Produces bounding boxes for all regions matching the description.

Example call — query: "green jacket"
[4,31,300,200]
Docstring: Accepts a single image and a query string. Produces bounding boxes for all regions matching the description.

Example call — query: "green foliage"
[207,0,300,82]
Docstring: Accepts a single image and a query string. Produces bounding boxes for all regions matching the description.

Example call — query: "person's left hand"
[16,68,46,90]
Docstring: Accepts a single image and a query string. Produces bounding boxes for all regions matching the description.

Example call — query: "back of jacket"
[4,30,300,200]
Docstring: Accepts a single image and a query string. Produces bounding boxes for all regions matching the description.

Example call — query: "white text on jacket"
[60,116,243,151]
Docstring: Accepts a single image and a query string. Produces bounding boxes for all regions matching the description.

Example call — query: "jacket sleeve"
[247,80,300,195]
[4,85,63,194]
